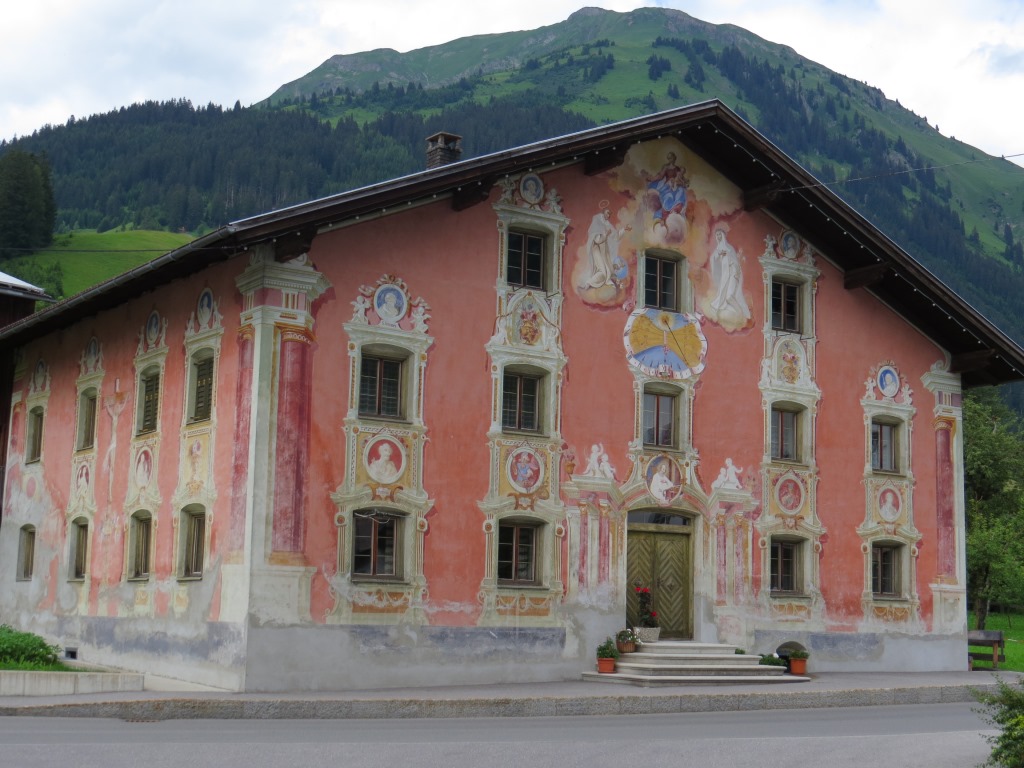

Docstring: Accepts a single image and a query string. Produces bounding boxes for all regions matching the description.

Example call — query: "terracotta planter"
[616,640,636,654]
[634,626,661,643]
[596,657,616,673]
[789,658,807,675]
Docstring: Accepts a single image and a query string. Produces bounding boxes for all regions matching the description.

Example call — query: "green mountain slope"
[2,6,1023,351]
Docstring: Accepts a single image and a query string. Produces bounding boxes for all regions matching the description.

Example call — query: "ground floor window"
[353,509,401,579]
[872,543,901,597]
[497,522,539,585]
[770,538,802,594]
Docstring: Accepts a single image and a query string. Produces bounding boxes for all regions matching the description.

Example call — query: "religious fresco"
[350,274,431,333]
[623,308,707,379]
[363,435,406,487]
[571,139,753,332]
[506,446,544,494]
[645,454,683,506]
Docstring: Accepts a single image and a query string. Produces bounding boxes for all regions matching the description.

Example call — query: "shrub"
[0,625,61,665]
[759,654,787,667]
[976,677,1024,766]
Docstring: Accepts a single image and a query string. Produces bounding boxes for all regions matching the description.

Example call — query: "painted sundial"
[623,308,707,379]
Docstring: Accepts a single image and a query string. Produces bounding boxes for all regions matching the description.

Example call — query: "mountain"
[2,6,1023,352]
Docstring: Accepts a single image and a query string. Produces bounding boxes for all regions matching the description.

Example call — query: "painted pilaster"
[922,360,967,635]
[234,247,329,626]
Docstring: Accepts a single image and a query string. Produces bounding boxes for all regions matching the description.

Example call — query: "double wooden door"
[626,520,692,639]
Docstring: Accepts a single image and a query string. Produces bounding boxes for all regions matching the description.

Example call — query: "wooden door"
[626,521,692,638]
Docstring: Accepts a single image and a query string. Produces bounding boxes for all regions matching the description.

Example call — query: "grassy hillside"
[3,229,192,302]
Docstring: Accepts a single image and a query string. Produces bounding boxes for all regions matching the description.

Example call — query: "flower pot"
[616,640,636,654]
[596,657,616,673]
[634,626,661,643]
[789,658,807,675]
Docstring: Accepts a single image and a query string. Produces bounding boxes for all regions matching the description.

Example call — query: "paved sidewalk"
[0,670,1018,720]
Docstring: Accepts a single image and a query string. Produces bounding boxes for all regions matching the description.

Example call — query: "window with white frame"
[770,405,802,462]
[497,519,542,586]
[871,419,900,473]
[501,368,545,434]
[180,506,205,579]
[643,253,682,311]
[17,525,35,581]
[26,406,44,463]
[352,508,404,580]
[128,511,153,580]
[186,352,215,423]
[769,537,804,594]
[136,365,161,434]
[771,279,802,333]
[359,353,405,420]
[76,389,98,450]
[872,542,902,597]
[506,230,546,290]
[643,386,678,448]
[69,517,89,580]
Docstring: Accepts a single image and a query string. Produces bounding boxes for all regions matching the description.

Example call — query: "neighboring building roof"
[0,270,49,301]
[1,99,1021,387]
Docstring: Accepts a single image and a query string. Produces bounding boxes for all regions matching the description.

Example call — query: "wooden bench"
[968,629,1006,669]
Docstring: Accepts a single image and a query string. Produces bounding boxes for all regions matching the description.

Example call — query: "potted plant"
[634,586,661,643]
[616,628,638,654]
[596,636,620,673]
[788,649,809,674]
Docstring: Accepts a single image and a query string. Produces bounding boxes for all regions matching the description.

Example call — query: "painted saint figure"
[879,489,901,522]
[581,207,630,290]
[708,228,750,325]
[644,152,688,221]
[647,458,680,505]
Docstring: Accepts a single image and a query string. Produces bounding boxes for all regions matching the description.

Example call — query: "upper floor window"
[137,367,160,434]
[502,371,542,433]
[77,389,98,450]
[644,255,679,311]
[770,406,801,462]
[188,354,214,423]
[643,389,677,448]
[507,231,545,290]
[771,279,801,333]
[26,406,44,463]
[871,420,899,473]
[359,355,404,419]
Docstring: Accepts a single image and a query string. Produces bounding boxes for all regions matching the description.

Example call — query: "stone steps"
[582,640,810,686]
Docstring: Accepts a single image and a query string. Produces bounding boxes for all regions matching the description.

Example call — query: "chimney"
[425,131,463,169]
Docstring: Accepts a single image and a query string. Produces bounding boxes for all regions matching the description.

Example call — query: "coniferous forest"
[1,6,1023,358]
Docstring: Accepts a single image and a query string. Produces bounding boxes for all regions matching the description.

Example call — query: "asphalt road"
[0,702,995,768]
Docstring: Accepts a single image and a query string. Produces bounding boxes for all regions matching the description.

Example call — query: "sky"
[3,1,1024,167]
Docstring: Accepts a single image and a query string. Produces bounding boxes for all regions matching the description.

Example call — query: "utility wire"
[787,152,1024,192]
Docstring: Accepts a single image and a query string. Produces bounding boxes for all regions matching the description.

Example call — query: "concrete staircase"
[581,640,810,686]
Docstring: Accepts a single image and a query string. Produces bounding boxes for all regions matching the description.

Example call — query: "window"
[352,509,402,579]
[497,521,538,584]
[188,355,214,423]
[507,231,545,289]
[77,390,97,450]
[771,280,801,333]
[770,406,800,461]
[643,390,677,448]
[70,518,88,580]
[17,526,35,581]
[502,371,541,432]
[181,508,205,578]
[770,539,802,593]
[872,543,901,597]
[644,255,679,311]
[359,355,403,419]
[26,406,44,463]
[871,420,898,472]
[128,511,152,580]
[137,367,160,434]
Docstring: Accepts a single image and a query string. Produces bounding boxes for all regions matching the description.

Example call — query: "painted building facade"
[1,102,1021,691]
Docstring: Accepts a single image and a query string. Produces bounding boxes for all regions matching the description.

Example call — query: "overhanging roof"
[2,99,1021,387]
